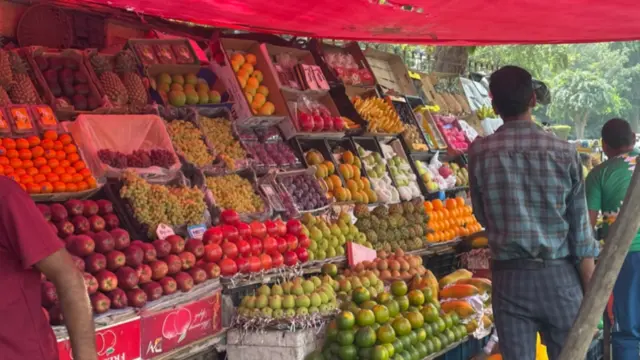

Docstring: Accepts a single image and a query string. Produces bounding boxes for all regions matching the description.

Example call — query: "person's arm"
[468,149,487,227]
[0,187,96,360]
[585,169,602,229]
[567,151,600,291]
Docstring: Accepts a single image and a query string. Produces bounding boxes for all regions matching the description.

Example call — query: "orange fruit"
[33,174,46,183]
[73,161,86,171]
[426,233,435,243]
[53,167,66,175]
[64,167,76,175]
[60,173,73,183]
[6,149,18,159]
[86,176,97,188]
[456,197,466,207]
[59,134,72,145]
[424,201,433,212]
[55,150,66,161]
[0,157,8,166]
[43,130,58,141]
[71,173,83,183]
[27,136,41,147]
[66,183,78,192]
[21,159,33,168]
[43,149,56,160]
[27,183,41,194]
[20,175,33,184]
[15,138,29,150]
[40,182,53,193]
[25,167,38,176]
[59,160,70,168]
[445,198,457,210]
[67,153,80,163]
[432,199,444,211]
[76,181,88,191]
[3,138,16,150]
[34,157,47,168]
[63,144,77,154]
[18,149,32,160]
[39,165,52,175]
[3,165,13,175]
[6,173,19,183]
[45,173,59,183]
[41,139,54,150]
[31,146,44,158]
[10,158,22,169]
[79,168,92,179]
[48,158,59,168]
[0,146,6,156]
[15,168,26,176]
[53,141,63,151]
[19,183,27,191]
[0,164,4,175]
[53,182,66,193]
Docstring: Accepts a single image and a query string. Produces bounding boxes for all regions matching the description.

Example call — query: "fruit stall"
[0,2,605,360]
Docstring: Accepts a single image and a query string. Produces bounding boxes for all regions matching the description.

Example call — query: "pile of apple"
[200,210,310,278]
[39,199,220,322]
[296,98,344,133]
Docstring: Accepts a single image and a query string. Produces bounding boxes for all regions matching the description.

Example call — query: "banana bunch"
[476,105,496,120]
[352,96,404,134]
[341,116,361,129]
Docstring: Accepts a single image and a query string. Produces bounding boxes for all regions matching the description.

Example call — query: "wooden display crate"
[364,47,418,96]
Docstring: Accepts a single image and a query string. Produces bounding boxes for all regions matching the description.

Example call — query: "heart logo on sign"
[161,308,192,342]
[96,330,117,356]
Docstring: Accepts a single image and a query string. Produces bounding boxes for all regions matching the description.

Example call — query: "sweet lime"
[361,300,377,310]
[383,343,395,357]
[392,338,404,354]
[421,287,433,301]
[338,344,357,360]
[415,328,427,343]
[358,347,373,360]
[390,281,408,296]
[392,317,412,336]
[444,329,456,344]
[435,317,446,333]
[407,290,425,307]
[424,338,435,354]
[337,311,356,330]
[415,343,428,358]
[372,345,390,360]
[399,335,412,351]
[373,305,390,324]
[423,323,434,338]
[357,309,376,327]
[326,320,339,342]
[355,327,377,348]
[337,330,355,346]
[407,346,420,360]
[383,299,400,317]
[408,330,418,345]
[352,287,371,305]
[443,313,453,329]
[432,336,442,352]
[377,324,397,344]
[449,312,460,326]
[406,311,424,329]
[377,292,392,304]
[421,304,439,324]
[395,296,409,312]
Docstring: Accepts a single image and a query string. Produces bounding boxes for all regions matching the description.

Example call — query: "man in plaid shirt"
[468,66,599,360]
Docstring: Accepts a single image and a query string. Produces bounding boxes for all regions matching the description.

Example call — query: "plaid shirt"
[468,120,599,261]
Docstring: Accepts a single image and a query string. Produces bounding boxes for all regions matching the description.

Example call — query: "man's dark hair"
[489,66,534,118]
[602,118,635,150]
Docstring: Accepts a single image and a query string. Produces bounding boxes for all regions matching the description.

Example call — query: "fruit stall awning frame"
[63,0,640,44]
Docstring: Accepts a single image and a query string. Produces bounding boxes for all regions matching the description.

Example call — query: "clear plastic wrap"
[64,114,181,183]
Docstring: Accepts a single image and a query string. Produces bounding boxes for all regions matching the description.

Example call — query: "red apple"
[106,288,128,309]
[203,244,223,263]
[165,254,182,275]
[222,241,238,259]
[259,253,272,271]
[140,243,157,263]
[201,262,221,279]
[285,234,298,251]
[83,200,99,217]
[189,267,207,284]
[236,239,251,258]
[283,250,298,267]
[159,277,178,295]
[274,219,287,237]
[88,215,105,233]
[103,213,120,231]
[166,235,185,254]
[202,226,223,245]
[68,235,94,257]
[124,245,144,267]
[94,270,118,292]
[116,266,139,290]
[93,231,115,254]
[174,272,194,292]
[276,237,288,253]
[295,248,309,263]
[106,250,126,271]
[286,219,302,236]
[110,228,130,250]
[126,288,148,308]
[179,252,196,270]
[185,239,205,259]
[220,209,240,225]
[71,215,90,234]
[65,199,84,217]
[85,253,107,273]
[141,281,163,301]
[263,236,278,254]
[298,234,311,249]
[264,220,278,237]
[149,260,169,281]
[50,203,68,222]
[90,292,111,314]
[221,225,239,241]
[152,239,172,258]
[96,199,113,215]
[41,281,58,307]
[270,252,284,268]
[136,264,152,284]
[219,258,238,276]
[83,273,98,295]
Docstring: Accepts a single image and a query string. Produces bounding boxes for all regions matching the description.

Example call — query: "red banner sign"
[57,316,141,360]
[140,290,222,359]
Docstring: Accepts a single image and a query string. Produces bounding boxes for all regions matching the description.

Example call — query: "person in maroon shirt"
[0,177,96,360]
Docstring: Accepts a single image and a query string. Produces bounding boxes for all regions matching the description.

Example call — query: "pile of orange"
[0,130,97,194]
[423,197,482,243]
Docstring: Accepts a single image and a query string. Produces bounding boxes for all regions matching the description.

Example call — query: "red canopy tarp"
[70,0,640,44]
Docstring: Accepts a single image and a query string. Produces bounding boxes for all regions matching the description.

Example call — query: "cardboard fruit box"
[209,38,288,127]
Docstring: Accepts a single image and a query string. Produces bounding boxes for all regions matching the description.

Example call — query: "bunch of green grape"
[199,117,247,160]
[205,174,264,214]
[167,120,214,167]
[120,171,207,237]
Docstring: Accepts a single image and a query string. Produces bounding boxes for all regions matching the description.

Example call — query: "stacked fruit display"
[229,52,275,116]
[332,270,385,304]
[154,72,221,106]
[97,149,177,169]
[438,270,493,333]
[401,124,429,152]
[343,249,429,282]
[304,149,348,202]
[0,50,40,106]
[380,142,421,201]
[166,119,214,168]
[35,54,101,111]
[205,174,266,215]
[311,280,467,360]
[236,276,338,320]
[237,126,301,169]
[198,116,247,164]
[200,214,310,277]
[119,171,207,238]
[433,114,470,152]
[356,144,399,203]
[354,200,429,252]
[414,160,467,193]
[352,96,404,134]
[424,198,482,243]
[295,97,345,133]
[88,51,149,112]
[302,211,372,261]
[279,173,329,211]
[332,148,377,204]
[0,131,98,194]
[39,200,219,322]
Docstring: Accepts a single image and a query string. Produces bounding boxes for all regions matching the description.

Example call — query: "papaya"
[439,269,473,289]
[487,355,503,360]
[456,278,492,294]
[440,300,476,318]
[424,269,439,301]
[439,284,479,299]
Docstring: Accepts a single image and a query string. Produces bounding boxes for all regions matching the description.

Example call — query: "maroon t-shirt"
[0,178,63,360]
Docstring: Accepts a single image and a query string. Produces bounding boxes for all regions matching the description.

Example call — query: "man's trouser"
[491,258,583,360]
[612,252,640,360]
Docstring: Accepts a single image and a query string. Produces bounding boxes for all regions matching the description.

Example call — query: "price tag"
[155,223,175,240]
[347,241,377,267]
[187,224,207,239]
